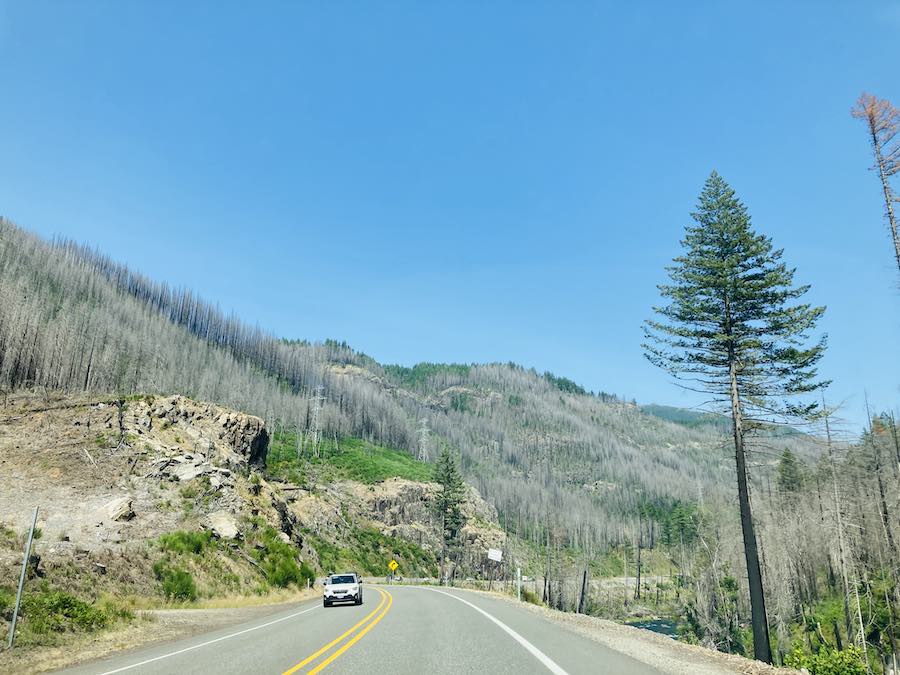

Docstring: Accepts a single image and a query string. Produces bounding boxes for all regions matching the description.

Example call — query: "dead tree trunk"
[853,93,900,275]
[578,568,588,614]
[635,519,642,601]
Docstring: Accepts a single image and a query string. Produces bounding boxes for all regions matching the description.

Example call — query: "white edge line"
[422,587,569,675]
[97,603,319,675]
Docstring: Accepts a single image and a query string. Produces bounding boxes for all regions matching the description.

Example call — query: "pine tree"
[776,448,804,495]
[643,171,828,663]
[433,448,466,582]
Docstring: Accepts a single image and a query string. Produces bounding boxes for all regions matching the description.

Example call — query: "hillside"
[0,390,505,648]
[7,218,883,674]
[0,218,819,554]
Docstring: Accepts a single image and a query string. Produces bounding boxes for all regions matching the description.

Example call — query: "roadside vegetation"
[304,526,437,578]
[150,525,315,603]
[0,582,133,649]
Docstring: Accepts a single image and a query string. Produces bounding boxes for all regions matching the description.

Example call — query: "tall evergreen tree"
[643,172,828,663]
[433,447,466,582]
[776,448,804,495]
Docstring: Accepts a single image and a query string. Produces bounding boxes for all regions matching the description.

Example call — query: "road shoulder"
[442,588,799,675]
[0,591,318,675]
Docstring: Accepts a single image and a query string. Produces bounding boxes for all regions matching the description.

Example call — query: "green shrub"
[253,528,314,588]
[153,562,198,601]
[264,555,302,588]
[784,646,866,675]
[300,561,316,585]
[21,590,108,633]
[521,588,542,606]
[306,533,342,574]
[0,586,15,615]
[98,597,134,622]
[158,530,213,555]
[179,484,199,500]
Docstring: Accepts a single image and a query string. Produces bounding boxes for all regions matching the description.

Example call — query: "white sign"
[487,548,503,562]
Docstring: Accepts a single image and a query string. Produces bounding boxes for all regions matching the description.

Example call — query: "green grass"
[316,438,433,483]
[268,434,433,485]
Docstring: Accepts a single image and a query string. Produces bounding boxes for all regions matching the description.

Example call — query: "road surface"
[61,586,660,674]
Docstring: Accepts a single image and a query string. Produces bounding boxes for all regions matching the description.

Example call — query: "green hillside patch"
[304,526,438,577]
[383,362,470,390]
[268,434,432,485]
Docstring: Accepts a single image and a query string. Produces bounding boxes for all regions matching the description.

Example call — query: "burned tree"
[852,93,900,275]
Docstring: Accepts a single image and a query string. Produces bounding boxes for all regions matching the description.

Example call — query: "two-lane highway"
[62,586,659,674]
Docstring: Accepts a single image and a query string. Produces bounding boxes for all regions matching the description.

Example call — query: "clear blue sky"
[1,1,898,431]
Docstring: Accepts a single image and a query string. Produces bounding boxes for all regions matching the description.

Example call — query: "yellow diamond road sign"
[388,559,398,572]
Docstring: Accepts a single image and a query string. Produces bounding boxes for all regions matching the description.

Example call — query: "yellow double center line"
[283,587,393,675]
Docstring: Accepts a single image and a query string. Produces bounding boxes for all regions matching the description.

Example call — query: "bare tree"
[852,93,900,275]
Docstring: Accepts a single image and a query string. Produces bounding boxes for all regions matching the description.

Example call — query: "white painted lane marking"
[96,604,319,674]
[422,587,570,675]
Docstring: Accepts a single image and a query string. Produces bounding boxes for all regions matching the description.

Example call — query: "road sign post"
[388,559,398,584]
[7,506,38,651]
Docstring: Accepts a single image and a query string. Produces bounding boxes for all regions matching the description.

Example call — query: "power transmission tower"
[417,417,431,462]
[307,385,325,458]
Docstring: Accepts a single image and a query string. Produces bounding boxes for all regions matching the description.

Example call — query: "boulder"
[205,511,240,540]
[174,462,212,482]
[104,496,134,522]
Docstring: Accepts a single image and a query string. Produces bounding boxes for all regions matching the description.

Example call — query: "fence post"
[7,506,38,650]
[517,567,522,602]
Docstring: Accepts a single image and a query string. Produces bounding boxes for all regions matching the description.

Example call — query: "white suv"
[323,573,363,607]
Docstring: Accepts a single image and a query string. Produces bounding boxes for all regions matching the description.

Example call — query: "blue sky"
[1,1,898,431]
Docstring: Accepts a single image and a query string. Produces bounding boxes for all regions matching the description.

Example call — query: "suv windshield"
[329,575,355,585]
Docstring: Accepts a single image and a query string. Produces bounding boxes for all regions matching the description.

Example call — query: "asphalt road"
[62,586,660,675]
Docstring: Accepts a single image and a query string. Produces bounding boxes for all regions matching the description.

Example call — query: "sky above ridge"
[1,1,899,431]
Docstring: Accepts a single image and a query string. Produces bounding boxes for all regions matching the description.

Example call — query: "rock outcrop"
[0,393,269,559]
[288,477,506,576]
[146,395,269,472]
